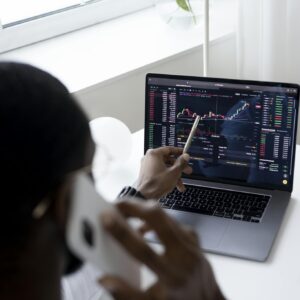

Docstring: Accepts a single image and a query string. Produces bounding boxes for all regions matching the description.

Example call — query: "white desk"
[64,129,300,300]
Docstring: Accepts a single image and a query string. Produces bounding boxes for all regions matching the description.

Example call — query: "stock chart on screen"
[145,75,299,190]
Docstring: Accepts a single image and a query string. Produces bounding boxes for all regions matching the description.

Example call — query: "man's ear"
[49,177,74,231]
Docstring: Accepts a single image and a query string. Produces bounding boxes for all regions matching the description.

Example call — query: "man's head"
[0,62,93,273]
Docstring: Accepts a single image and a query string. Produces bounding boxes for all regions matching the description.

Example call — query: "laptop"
[144,73,299,261]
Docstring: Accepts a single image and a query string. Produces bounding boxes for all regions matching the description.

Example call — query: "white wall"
[74,33,237,133]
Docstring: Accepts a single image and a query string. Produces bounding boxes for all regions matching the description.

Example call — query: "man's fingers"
[150,146,183,158]
[176,179,185,192]
[116,200,193,249]
[99,276,145,300]
[165,156,176,166]
[168,153,190,177]
[137,222,152,235]
[101,210,168,275]
[183,165,193,174]
[166,157,193,174]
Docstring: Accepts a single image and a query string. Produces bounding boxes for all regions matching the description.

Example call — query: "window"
[0,0,153,53]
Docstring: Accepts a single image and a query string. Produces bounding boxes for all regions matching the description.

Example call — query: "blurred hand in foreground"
[100,200,225,300]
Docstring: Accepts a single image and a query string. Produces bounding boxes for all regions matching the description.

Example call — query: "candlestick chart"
[177,101,250,122]
[176,99,252,142]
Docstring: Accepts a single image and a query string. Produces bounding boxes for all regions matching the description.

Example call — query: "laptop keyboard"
[159,185,271,223]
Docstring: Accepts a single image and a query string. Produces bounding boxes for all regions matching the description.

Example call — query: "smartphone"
[67,173,141,287]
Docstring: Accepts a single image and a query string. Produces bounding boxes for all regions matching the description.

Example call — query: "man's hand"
[99,200,225,300]
[136,147,193,199]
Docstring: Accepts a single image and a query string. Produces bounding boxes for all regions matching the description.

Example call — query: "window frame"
[0,0,154,54]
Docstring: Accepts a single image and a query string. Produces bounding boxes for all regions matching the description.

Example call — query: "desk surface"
[103,129,300,300]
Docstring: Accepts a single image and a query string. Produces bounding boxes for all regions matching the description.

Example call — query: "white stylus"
[183,115,200,154]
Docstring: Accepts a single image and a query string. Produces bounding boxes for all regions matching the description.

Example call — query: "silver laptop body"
[144,73,299,261]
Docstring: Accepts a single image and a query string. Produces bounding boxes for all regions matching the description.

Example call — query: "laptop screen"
[145,74,299,192]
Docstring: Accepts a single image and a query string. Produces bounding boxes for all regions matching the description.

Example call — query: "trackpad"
[146,209,229,251]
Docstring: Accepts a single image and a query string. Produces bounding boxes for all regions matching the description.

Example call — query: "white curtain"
[237,0,300,84]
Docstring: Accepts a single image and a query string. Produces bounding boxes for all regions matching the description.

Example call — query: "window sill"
[0,2,236,94]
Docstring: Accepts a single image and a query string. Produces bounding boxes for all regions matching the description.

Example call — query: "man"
[0,62,225,300]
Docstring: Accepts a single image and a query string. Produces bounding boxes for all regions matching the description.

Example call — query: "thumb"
[169,153,190,175]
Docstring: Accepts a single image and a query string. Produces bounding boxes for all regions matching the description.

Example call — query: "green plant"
[176,0,197,24]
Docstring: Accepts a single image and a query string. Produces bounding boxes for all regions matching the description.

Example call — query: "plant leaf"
[176,0,191,12]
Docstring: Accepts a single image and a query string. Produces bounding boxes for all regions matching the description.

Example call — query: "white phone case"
[67,173,141,288]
